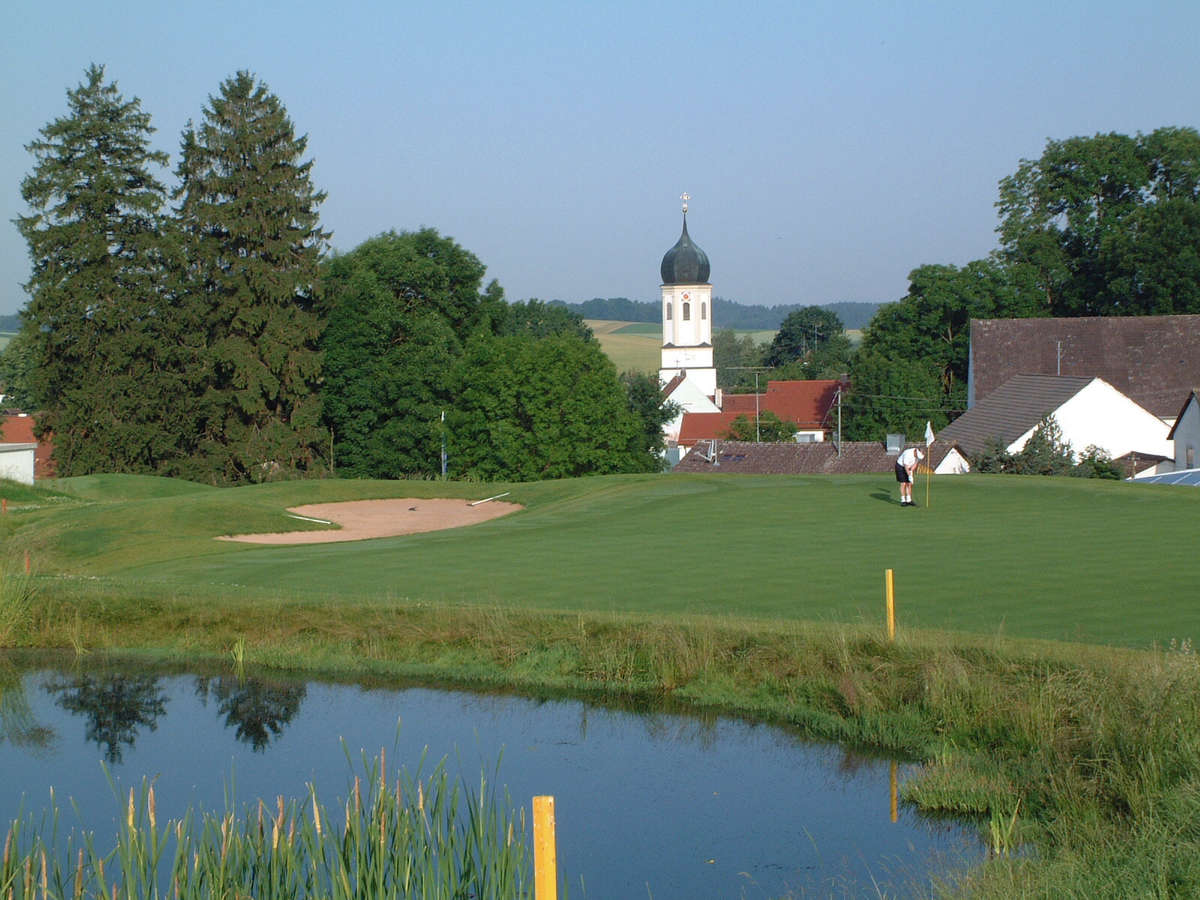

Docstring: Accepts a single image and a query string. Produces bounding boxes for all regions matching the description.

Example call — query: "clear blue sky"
[3,0,1197,316]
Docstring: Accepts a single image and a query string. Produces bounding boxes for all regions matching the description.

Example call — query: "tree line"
[557,297,881,330]
[4,66,671,483]
[670,126,1200,448]
[769,128,1200,443]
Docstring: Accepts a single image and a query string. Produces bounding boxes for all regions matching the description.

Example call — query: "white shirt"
[898,447,923,468]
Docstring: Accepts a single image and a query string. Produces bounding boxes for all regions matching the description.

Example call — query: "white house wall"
[1009,378,1172,460]
[934,448,971,474]
[0,444,36,485]
[1173,395,1200,470]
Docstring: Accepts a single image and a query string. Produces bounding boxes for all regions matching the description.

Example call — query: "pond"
[0,654,983,898]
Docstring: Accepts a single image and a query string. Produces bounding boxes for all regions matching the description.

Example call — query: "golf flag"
[923,421,935,508]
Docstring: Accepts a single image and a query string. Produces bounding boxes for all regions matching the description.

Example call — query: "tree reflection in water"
[46,673,168,763]
[194,676,306,751]
[0,662,56,754]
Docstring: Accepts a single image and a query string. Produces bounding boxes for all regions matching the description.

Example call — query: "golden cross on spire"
[680,192,690,214]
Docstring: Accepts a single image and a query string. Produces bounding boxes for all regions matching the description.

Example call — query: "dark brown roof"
[939,374,1093,456]
[969,315,1200,417]
[672,439,960,475]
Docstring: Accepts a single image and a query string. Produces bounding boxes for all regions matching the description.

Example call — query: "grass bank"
[3,473,1200,896]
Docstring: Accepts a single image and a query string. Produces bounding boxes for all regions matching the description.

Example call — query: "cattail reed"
[1,754,534,898]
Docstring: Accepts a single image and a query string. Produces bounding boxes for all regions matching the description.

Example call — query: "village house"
[938,374,1172,464]
[0,414,54,482]
[673,438,969,476]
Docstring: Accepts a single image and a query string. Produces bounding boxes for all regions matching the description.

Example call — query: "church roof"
[660,214,710,285]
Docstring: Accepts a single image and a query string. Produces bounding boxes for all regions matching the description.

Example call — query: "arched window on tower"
[683,302,691,321]
[665,303,672,320]
[701,302,707,320]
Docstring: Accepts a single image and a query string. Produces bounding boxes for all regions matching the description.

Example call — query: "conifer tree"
[16,64,192,475]
[174,71,328,483]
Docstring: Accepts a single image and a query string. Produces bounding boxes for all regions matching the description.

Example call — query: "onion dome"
[660,196,710,284]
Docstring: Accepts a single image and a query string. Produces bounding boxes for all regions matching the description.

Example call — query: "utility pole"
[754,371,760,442]
[836,387,842,457]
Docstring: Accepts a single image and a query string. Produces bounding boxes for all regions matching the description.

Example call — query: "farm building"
[967,314,1200,422]
[0,414,54,480]
[1166,389,1200,472]
[673,439,969,476]
[938,374,1172,462]
[0,442,36,485]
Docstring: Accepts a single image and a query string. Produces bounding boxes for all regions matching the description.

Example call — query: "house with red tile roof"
[0,414,55,480]
[673,379,844,448]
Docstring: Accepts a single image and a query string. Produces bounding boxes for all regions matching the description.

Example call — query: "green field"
[4,472,1196,649]
[585,319,777,374]
[0,332,14,352]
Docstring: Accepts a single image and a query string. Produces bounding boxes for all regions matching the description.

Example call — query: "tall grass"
[0,554,37,646]
[0,752,534,899]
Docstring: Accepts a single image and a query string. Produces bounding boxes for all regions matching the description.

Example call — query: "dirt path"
[219,497,522,544]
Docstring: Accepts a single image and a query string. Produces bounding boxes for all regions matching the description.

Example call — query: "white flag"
[924,420,935,445]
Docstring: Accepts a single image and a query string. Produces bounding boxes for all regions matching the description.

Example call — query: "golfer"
[895,447,924,506]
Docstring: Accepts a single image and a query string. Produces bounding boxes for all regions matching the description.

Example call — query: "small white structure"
[0,443,36,485]
[1168,389,1200,471]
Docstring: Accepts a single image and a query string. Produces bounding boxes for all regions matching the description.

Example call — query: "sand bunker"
[219,497,522,545]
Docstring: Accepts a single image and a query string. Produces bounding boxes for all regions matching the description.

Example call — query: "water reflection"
[0,653,983,898]
[0,661,54,753]
[193,676,306,751]
[45,672,168,763]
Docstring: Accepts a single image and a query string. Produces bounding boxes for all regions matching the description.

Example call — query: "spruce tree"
[16,65,191,475]
[174,71,328,483]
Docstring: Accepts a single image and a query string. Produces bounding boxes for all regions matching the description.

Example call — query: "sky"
[3,0,1198,317]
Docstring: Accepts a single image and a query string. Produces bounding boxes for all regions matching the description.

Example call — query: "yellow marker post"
[885,569,895,640]
[533,795,557,900]
[889,760,899,823]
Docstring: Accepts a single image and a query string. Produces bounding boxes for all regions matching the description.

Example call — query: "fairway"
[8,472,1197,649]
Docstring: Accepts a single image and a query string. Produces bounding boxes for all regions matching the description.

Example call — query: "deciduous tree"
[319,230,497,477]
[722,410,797,442]
[998,127,1200,315]
[448,333,646,480]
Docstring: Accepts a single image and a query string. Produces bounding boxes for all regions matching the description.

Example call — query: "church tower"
[659,193,716,399]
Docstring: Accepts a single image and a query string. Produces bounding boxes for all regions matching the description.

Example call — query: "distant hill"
[550,298,882,331]
[0,313,20,332]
